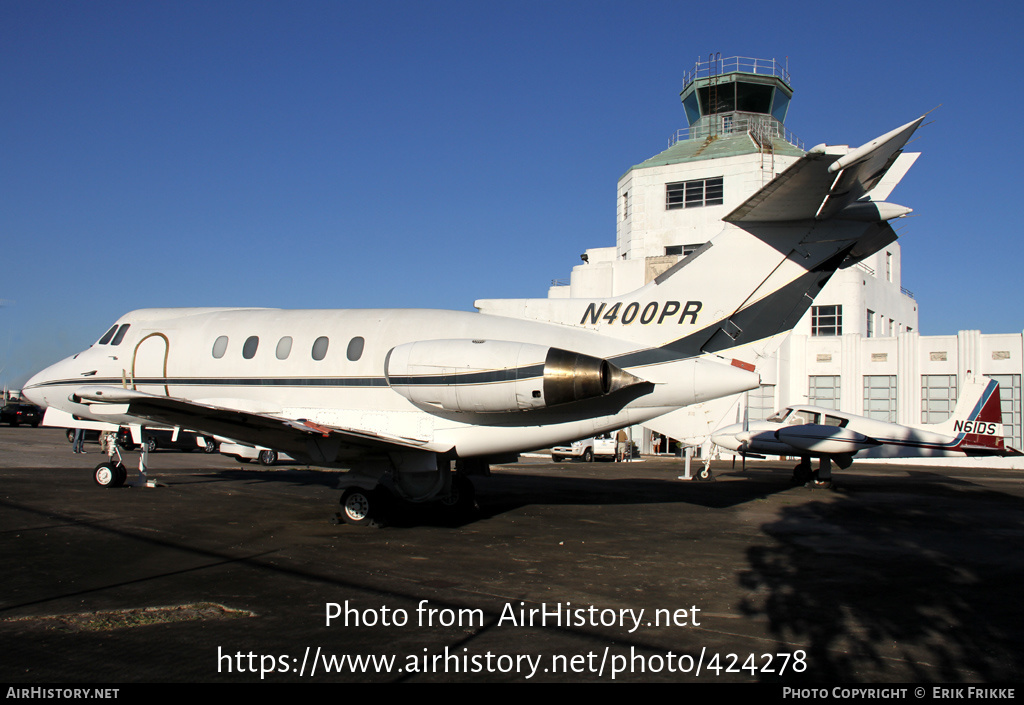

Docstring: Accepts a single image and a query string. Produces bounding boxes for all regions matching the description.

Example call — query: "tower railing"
[668,112,804,150]
[682,56,790,91]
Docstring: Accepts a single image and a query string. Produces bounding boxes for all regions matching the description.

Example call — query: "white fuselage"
[25,306,759,460]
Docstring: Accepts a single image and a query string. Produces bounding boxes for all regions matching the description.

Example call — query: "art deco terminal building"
[547,56,1022,461]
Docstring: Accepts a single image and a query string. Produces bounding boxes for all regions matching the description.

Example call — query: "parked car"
[115,427,214,453]
[218,441,293,466]
[1,403,44,427]
[551,433,616,462]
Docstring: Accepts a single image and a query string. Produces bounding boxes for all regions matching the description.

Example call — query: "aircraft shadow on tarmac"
[191,465,796,528]
[737,469,1024,682]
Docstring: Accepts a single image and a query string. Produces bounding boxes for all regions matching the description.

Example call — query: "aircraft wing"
[725,115,925,223]
[71,386,453,462]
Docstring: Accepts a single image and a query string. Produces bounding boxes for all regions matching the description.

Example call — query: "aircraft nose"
[21,368,51,408]
[21,358,71,409]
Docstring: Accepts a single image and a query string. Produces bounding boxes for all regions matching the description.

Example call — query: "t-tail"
[476,115,927,364]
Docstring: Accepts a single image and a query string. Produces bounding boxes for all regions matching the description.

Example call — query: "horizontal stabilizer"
[725,116,925,223]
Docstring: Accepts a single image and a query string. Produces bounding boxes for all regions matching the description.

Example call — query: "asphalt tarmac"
[1,427,1022,684]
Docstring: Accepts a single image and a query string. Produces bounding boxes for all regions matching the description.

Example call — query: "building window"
[665,243,703,257]
[866,309,874,338]
[922,375,957,424]
[811,305,842,336]
[809,376,840,410]
[622,191,629,219]
[746,384,777,421]
[885,251,893,282]
[986,374,1022,450]
[666,177,723,210]
[864,375,897,423]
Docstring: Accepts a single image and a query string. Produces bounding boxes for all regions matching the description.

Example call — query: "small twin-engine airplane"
[24,114,926,525]
[712,377,1021,486]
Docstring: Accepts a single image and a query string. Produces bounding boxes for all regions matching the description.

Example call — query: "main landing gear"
[335,474,477,527]
[792,457,833,489]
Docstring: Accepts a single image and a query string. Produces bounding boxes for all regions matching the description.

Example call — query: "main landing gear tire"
[792,460,812,485]
[340,487,383,527]
[258,449,277,466]
[693,465,714,481]
[94,462,127,488]
[439,474,476,518]
[806,470,833,490]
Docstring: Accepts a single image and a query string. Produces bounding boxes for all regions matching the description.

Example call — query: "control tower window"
[736,82,773,113]
[811,305,843,336]
[666,177,723,210]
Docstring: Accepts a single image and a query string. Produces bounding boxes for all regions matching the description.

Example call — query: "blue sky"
[3,0,1023,388]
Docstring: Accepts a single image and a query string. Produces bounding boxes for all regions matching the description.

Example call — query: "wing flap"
[72,385,452,460]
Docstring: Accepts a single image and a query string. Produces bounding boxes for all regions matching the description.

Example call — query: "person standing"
[72,428,85,454]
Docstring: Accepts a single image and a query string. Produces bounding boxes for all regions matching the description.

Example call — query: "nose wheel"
[94,462,127,488]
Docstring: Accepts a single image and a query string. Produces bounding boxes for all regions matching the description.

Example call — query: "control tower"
[679,54,796,146]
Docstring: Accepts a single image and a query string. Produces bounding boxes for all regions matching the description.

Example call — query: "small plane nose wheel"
[94,462,127,488]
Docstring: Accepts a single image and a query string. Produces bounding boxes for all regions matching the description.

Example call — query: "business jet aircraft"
[23,115,925,525]
[712,377,1021,486]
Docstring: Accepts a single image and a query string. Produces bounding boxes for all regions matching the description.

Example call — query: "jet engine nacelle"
[385,339,643,413]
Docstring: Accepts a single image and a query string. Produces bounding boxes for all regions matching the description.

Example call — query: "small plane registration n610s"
[712,377,1022,487]
[24,115,926,525]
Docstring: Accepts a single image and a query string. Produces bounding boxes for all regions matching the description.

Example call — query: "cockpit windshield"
[97,323,130,346]
[766,408,792,423]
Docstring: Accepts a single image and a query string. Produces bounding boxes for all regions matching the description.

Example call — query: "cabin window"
[212,336,229,359]
[312,336,329,361]
[789,410,820,425]
[666,177,723,210]
[98,325,119,345]
[110,324,131,346]
[242,336,259,359]
[276,336,293,360]
[347,336,365,362]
